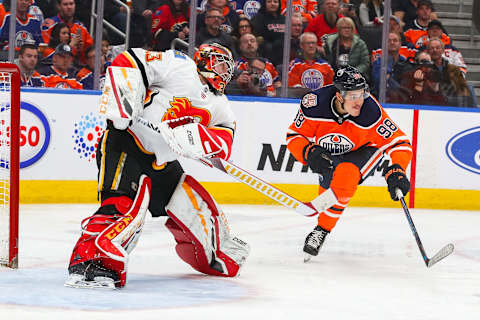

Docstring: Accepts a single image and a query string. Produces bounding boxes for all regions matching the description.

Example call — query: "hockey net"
[0,63,20,268]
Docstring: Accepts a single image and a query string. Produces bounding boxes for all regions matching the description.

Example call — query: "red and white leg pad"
[65,175,151,289]
[165,174,250,277]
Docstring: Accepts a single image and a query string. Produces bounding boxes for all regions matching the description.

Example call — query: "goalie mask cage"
[0,63,20,269]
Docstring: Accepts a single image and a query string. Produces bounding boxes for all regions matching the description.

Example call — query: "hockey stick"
[395,189,454,268]
[134,116,319,217]
[199,157,319,217]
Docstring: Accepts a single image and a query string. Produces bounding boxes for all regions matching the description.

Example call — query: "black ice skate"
[65,261,120,289]
[303,226,329,262]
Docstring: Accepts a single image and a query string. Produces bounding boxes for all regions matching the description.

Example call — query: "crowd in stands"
[0,0,477,107]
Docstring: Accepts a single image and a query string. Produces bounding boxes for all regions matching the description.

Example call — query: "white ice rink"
[1,203,479,320]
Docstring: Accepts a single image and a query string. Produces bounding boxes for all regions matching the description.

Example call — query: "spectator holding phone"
[41,0,93,65]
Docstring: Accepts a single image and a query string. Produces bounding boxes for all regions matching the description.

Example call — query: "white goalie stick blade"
[427,243,454,268]
[64,274,116,290]
[200,158,319,217]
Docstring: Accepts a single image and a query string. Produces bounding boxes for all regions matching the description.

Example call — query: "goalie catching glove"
[159,117,231,160]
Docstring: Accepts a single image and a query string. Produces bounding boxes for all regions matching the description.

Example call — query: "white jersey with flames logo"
[111,48,236,165]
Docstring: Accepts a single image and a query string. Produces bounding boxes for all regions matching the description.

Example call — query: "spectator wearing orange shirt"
[288,32,334,90]
[234,33,281,96]
[41,23,73,65]
[38,44,83,89]
[281,0,317,23]
[41,0,93,65]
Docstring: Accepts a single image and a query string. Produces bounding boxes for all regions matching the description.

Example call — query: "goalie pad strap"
[95,175,152,263]
[100,196,133,215]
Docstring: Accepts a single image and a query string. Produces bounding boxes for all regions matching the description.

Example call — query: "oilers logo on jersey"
[316,134,354,155]
[301,69,324,90]
[15,30,35,48]
[243,1,261,19]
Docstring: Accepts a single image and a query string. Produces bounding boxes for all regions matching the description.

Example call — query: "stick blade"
[427,243,454,268]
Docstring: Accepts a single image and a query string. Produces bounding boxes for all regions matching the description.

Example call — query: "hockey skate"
[303,226,329,262]
[65,261,120,290]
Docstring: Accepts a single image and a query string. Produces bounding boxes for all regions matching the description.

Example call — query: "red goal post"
[0,63,20,268]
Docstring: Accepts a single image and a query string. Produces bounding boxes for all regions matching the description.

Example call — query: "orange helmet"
[193,43,234,95]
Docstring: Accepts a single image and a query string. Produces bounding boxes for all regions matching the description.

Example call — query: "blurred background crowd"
[0,0,479,107]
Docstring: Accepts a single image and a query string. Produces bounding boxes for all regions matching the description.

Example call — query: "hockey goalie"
[65,44,250,289]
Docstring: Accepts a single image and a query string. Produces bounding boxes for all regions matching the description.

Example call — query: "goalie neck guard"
[193,43,234,95]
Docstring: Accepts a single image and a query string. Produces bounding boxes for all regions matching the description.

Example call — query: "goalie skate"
[65,274,116,290]
[65,261,120,290]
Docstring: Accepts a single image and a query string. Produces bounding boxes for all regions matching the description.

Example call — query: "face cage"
[209,52,234,85]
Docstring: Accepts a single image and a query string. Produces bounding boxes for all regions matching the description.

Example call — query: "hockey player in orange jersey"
[286,65,412,261]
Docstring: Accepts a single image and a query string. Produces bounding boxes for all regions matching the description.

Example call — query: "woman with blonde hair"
[322,17,370,78]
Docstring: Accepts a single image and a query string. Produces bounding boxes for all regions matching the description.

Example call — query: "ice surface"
[1,204,479,320]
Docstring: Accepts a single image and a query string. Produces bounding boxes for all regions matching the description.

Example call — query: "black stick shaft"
[398,194,430,266]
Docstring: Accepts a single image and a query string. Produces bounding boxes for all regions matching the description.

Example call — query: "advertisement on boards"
[416,110,480,190]
[19,91,103,180]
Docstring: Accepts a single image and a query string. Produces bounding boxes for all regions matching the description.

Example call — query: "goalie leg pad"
[66,175,151,288]
[165,174,250,277]
[95,175,151,262]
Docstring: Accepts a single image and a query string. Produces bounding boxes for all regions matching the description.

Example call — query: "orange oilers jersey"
[281,0,318,22]
[371,46,417,64]
[404,28,451,49]
[288,58,334,90]
[236,57,280,95]
[41,15,93,64]
[286,85,412,175]
[40,65,83,89]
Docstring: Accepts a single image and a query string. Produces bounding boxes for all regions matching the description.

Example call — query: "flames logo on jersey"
[162,97,211,126]
[317,134,354,155]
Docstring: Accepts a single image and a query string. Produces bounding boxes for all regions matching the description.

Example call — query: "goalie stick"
[396,189,454,268]
[135,117,319,217]
[199,157,319,217]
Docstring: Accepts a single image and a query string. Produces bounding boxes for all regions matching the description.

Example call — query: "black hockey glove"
[303,144,336,177]
[385,164,410,201]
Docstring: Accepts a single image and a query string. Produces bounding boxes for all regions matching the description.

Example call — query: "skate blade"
[304,253,312,263]
[64,274,116,290]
